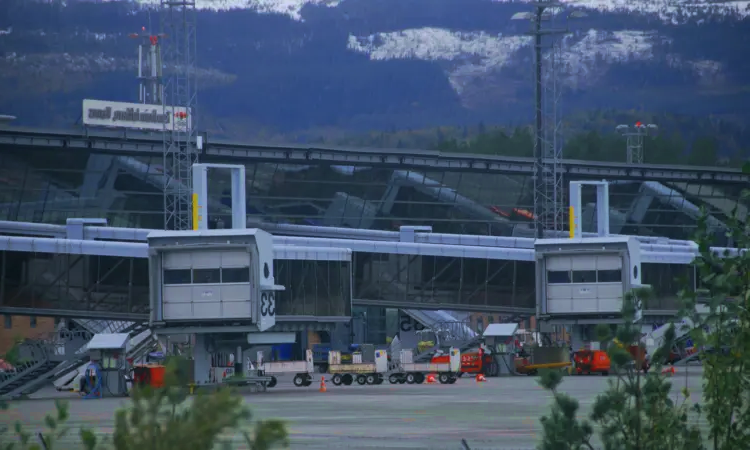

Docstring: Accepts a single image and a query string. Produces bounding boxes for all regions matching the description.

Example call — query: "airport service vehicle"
[431,345,498,377]
[328,349,388,386]
[389,347,461,384]
[572,349,611,375]
[256,349,315,388]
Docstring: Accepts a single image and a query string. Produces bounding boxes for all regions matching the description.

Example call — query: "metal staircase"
[54,322,158,392]
[1,330,93,399]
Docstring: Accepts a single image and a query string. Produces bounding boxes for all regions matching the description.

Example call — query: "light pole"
[615,122,658,165]
[511,4,585,238]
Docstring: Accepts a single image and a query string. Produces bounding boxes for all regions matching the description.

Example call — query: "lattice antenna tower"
[129,26,164,105]
[513,2,581,238]
[160,0,198,231]
[616,122,659,165]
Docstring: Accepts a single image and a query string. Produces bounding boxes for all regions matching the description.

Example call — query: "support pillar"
[235,345,243,375]
[193,334,211,385]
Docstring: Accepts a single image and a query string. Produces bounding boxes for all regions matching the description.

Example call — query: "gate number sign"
[260,292,276,317]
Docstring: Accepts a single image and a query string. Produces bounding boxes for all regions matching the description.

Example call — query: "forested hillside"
[298,110,750,166]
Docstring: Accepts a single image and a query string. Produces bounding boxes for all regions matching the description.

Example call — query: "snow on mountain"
[128,0,749,22]
[134,0,341,20]
[348,27,663,95]
[495,0,750,24]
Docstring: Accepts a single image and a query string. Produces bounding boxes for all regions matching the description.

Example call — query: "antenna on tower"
[160,0,198,231]
[512,2,585,238]
[129,27,165,105]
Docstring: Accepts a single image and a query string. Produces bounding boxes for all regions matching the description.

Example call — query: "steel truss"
[528,1,568,237]
[161,0,198,230]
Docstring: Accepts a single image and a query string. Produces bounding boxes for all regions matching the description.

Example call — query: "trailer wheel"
[438,373,450,384]
[366,374,376,385]
[398,377,406,384]
[388,374,399,384]
[406,373,416,384]
[356,375,367,385]
[293,374,306,387]
[342,374,353,385]
[332,374,343,386]
[267,377,278,388]
[415,373,425,384]
[448,375,457,384]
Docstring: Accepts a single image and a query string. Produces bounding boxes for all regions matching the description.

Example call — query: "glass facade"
[0,148,746,246]
[0,145,746,318]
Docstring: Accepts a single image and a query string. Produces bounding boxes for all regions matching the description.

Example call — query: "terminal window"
[547,271,571,284]
[548,269,622,284]
[193,268,221,284]
[163,269,191,285]
[163,267,251,285]
[597,269,622,283]
[572,270,597,283]
[221,267,250,283]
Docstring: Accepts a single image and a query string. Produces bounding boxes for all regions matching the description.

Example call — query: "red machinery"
[431,345,498,376]
[573,350,611,375]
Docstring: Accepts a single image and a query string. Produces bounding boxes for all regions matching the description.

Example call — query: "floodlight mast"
[511,3,584,238]
[616,122,658,164]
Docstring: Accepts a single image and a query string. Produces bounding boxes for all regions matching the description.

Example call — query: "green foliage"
[1,358,289,450]
[538,289,704,450]
[1,399,70,450]
[2,336,27,366]
[677,178,750,450]
[539,171,750,450]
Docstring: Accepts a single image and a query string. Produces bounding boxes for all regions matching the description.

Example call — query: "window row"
[163,267,250,285]
[547,269,622,284]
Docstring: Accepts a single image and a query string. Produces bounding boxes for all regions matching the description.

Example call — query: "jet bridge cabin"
[535,236,643,319]
[147,229,285,332]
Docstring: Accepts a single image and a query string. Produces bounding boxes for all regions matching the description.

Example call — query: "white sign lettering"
[83,99,191,132]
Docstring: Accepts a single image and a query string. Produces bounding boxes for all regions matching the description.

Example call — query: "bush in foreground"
[0,358,289,450]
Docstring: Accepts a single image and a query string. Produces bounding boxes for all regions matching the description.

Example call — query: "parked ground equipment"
[390,347,461,384]
[257,349,315,388]
[573,349,611,375]
[432,344,498,377]
[328,349,388,386]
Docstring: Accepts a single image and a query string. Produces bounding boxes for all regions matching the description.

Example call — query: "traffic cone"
[426,374,436,384]
[476,373,487,383]
[661,366,676,376]
[319,376,327,393]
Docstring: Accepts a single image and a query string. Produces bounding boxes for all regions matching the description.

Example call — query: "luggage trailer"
[256,349,315,388]
[327,349,388,386]
[389,348,461,384]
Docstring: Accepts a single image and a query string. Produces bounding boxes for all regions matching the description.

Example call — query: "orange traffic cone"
[475,373,487,383]
[426,374,436,384]
[319,376,327,393]
[661,366,676,376]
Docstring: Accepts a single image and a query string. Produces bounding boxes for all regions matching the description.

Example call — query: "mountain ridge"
[1,0,749,138]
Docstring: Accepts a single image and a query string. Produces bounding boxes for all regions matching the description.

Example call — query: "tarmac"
[2,367,707,450]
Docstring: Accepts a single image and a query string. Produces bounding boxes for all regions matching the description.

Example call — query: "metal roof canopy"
[0,220,744,264]
[87,333,130,350]
[483,323,520,338]
[0,126,748,184]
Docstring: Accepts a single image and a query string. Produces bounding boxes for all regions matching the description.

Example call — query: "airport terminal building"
[0,126,748,348]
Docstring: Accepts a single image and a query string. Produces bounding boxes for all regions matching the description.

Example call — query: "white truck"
[389,347,461,385]
[256,349,315,388]
[328,349,388,386]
